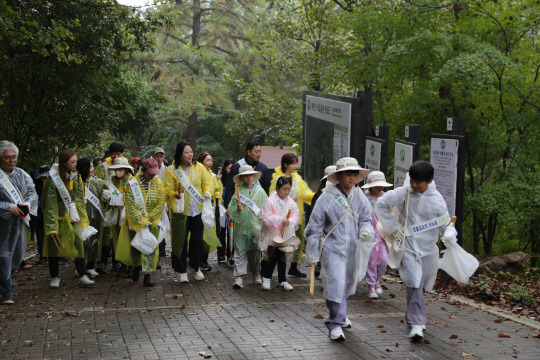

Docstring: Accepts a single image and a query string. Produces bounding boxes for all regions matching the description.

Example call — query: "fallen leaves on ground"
[450,335,458,339]
[314,314,324,319]
[498,333,511,338]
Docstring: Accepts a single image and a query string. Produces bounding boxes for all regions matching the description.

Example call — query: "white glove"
[359,230,373,243]
[204,191,211,199]
[101,189,112,201]
[392,226,405,242]
[442,226,458,244]
[69,202,80,223]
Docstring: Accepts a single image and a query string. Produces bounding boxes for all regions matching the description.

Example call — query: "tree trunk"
[185,0,201,151]
[187,111,197,150]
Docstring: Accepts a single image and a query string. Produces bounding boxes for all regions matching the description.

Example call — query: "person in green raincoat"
[116,158,165,287]
[163,142,213,284]
[269,153,314,278]
[76,158,108,278]
[107,157,134,277]
[42,150,95,289]
[229,165,268,290]
[94,142,125,273]
[198,151,222,271]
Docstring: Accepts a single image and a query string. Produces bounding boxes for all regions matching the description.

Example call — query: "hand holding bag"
[131,226,159,255]
[201,196,215,230]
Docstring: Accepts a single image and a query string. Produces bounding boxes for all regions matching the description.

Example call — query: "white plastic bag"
[80,226,98,242]
[69,202,80,223]
[439,240,479,284]
[355,234,376,282]
[173,194,184,214]
[219,203,226,227]
[109,193,124,207]
[119,207,126,226]
[131,226,159,255]
[201,197,215,230]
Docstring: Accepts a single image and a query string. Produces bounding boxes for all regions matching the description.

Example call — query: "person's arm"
[224,163,239,208]
[200,164,214,196]
[75,176,90,229]
[260,197,284,230]
[42,178,59,236]
[124,180,149,232]
[300,179,315,205]
[356,190,374,240]
[288,197,301,231]
[304,194,328,264]
[147,178,166,226]
[375,188,405,234]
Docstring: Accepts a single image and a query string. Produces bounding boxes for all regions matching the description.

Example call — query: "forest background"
[1,0,539,260]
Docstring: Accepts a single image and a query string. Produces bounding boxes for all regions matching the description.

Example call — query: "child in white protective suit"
[305,158,374,342]
[375,161,457,342]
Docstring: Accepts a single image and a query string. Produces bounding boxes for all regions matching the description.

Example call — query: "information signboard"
[364,139,382,171]
[394,141,414,188]
[430,138,459,217]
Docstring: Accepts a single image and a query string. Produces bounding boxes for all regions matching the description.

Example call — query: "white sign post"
[430,138,459,217]
[364,139,382,171]
[394,142,414,187]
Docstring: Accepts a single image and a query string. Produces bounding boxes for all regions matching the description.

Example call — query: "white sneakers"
[87,269,99,277]
[193,270,204,281]
[50,277,60,288]
[179,273,189,283]
[375,283,383,295]
[409,325,424,341]
[252,273,262,285]
[329,327,345,341]
[368,288,378,298]
[342,317,352,328]
[79,275,95,287]
[262,277,271,290]
[233,277,244,289]
[279,282,293,291]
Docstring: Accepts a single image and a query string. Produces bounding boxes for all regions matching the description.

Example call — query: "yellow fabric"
[163,162,213,215]
[42,174,89,258]
[269,167,314,225]
[116,174,165,268]
[95,157,113,181]
[110,174,133,251]
[210,171,222,203]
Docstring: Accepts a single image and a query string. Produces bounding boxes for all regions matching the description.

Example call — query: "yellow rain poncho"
[42,167,89,259]
[110,174,133,252]
[83,175,108,263]
[203,171,223,254]
[269,167,314,263]
[116,173,165,272]
[163,162,214,260]
[228,185,268,252]
[94,157,114,254]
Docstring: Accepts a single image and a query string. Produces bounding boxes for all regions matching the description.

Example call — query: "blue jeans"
[0,276,13,296]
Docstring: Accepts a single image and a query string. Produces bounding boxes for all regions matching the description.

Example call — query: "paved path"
[1,254,538,359]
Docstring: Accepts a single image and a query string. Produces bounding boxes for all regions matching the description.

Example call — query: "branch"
[508,80,540,111]
[164,32,188,44]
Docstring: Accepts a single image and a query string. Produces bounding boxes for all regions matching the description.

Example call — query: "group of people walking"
[1,138,458,343]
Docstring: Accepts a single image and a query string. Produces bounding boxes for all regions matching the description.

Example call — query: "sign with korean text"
[430,138,459,216]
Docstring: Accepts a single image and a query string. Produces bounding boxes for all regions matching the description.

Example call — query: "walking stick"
[310,263,315,295]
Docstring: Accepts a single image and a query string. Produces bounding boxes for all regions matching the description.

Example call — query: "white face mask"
[115,169,126,178]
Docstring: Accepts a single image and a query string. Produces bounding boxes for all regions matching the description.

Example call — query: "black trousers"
[49,257,86,278]
[30,213,45,257]
[262,246,287,283]
[172,214,204,273]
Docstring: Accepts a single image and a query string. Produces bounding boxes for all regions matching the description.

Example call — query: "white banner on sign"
[364,140,381,171]
[394,142,414,188]
[430,138,459,217]
[306,95,352,163]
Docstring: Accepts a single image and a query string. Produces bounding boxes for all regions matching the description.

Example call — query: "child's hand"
[282,218,290,226]
[237,203,243,212]
[175,191,182,199]
[293,195,302,202]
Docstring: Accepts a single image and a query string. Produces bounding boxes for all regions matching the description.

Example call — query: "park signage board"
[430,138,459,217]
[364,138,382,171]
[394,141,414,187]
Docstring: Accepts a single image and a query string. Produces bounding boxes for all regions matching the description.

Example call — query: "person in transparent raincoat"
[163,142,213,283]
[228,165,268,290]
[269,153,314,278]
[0,141,37,304]
[42,150,95,289]
[305,157,373,342]
[116,158,165,287]
[375,161,454,342]
[76,158,108,278]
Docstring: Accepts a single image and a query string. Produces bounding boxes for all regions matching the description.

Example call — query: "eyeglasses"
[2,155,18,161]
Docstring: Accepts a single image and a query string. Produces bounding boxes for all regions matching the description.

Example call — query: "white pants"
[233,249,261,277]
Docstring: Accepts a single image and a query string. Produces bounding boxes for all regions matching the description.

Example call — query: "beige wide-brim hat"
[233,165,262,185]
[109,157,134,171]
[320,165,337,181]
[327,157,370,184]
[277,236,301,253]
[361,170,393,189]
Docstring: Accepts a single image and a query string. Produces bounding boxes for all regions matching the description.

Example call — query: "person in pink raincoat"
[361,171,393,299]
[260,177,300,291]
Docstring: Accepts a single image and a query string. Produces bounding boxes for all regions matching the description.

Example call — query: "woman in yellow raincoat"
[42,150,95,288]
[107,157,134,277]
[269,153,314,278]
[198,152,222,271]
[163,142,213,283]
[116,158,165,287]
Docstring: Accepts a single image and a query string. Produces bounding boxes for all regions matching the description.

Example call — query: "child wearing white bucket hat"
[361,171,393,299]
[305,157,374,341]
[228,165,268,289]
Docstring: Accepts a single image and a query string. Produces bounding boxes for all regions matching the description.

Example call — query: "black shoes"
[132,267,141,282]
[200,263,212,271]
[143,273,155,287]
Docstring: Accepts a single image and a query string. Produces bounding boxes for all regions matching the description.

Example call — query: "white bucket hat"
[327,157,370,184]
[233,165,262,185]
[320,165,337,181]
[108,157,134,171]
[361,171,393,189]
